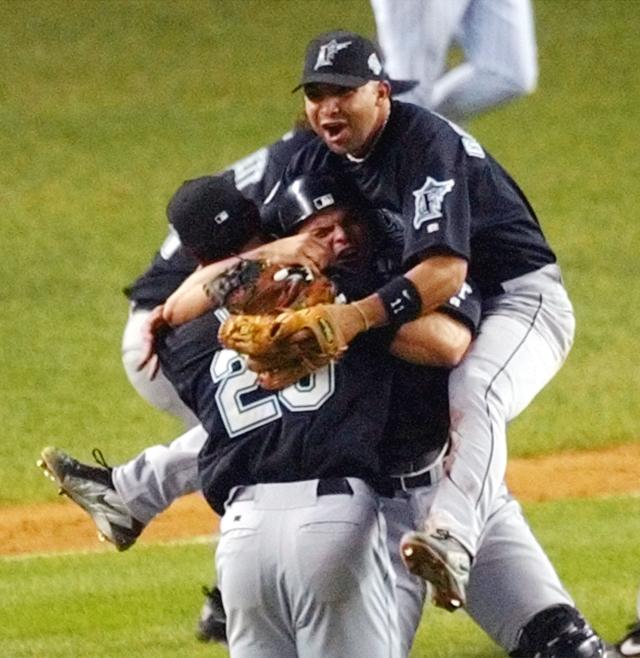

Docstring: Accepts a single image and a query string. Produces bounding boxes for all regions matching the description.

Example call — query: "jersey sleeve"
[399,121,479,267]
[436,277,482,335]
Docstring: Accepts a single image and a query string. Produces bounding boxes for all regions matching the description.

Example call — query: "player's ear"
[376,81,391,103]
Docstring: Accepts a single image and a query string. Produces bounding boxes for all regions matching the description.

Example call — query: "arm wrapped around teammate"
[204,258,335,314]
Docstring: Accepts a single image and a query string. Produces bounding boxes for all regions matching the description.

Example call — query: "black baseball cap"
[167,174,260,263]
[293,29,417,95]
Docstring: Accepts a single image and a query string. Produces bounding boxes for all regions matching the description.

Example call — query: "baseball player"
[121,126,316,428]
[141,178,404,657]
[111,129,324,544]
[262,29,576,617]
[41,175,604,657]
[370,0,538,123]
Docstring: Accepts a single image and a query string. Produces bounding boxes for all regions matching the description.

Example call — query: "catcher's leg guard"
[510,604,605,658]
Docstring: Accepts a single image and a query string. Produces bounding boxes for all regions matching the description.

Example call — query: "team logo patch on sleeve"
[412,176,455,230]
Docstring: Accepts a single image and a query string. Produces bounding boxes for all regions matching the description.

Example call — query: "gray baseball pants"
[216,478,400,658]
[386,468,573,655]
[428,263,575,557]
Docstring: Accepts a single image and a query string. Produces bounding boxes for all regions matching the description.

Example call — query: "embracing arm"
[321,254,469,347]
[163,256,241,326]
[162,233,332,326]
[389,311,472,367]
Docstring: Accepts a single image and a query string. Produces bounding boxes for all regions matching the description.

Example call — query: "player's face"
[301,208,371,270]
[299,208,370,271]
[303,81,391,157]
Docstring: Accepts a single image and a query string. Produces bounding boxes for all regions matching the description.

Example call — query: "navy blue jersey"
[156,307,394,515]
[153,260,395,514]
[199,330,395,514]
[269,101,556,298]
[125,129,316,309]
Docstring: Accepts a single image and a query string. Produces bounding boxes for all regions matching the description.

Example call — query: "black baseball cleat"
[400,528,470,612]
[37,446,144,551]
[196,585,227,644]
[608,621,640,657]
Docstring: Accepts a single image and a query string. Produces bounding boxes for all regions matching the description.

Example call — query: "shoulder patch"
[412,176,455,230]
[436,113,485,159]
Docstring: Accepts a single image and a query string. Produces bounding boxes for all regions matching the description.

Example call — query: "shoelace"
[92,448,112,472]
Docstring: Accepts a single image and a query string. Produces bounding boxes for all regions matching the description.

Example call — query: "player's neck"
[347,104,391,162]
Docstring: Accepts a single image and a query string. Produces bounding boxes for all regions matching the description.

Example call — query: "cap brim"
[292,72,371,93]
[389,78,418,95]
[292,73,418,96]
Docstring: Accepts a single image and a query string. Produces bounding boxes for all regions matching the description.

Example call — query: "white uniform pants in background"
[370,0,538,122]
[216,478,400,658]
[429,263,575,557]
[121,305,199,428]
[384,481,573,655]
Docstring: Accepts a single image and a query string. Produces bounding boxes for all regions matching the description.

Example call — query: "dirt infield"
[2,443,639,557]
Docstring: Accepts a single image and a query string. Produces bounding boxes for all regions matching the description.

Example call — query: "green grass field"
[2,497,639,656]
[1,0,639,655]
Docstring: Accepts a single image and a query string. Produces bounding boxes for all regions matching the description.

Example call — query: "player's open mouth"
[335,246,358,267]
[322,122,348,143]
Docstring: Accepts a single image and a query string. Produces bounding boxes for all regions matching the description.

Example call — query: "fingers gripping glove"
[204,259,335,315]
[219,305,349,386]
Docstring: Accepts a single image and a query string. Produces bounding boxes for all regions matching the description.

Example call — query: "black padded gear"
[196,585,227,644]
[510,605,605,658]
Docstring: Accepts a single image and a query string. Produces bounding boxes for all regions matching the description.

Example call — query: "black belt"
[390,470,436,491]
[233,478,354,502]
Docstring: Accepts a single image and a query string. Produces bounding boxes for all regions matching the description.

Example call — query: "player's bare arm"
[390,310,471,367]
[163,256,242,325]
[163,233,332,326]
[316,254,468,349]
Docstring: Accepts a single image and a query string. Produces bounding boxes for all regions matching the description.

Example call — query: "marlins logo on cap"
[315,38,352,69]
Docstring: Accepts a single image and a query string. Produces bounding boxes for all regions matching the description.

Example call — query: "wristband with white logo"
[378,276,422,327]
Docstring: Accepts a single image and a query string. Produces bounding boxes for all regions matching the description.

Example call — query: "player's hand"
[136,304,166,379]
[326,301,371,344]
[243,233,331,273]
[225,302,371,391]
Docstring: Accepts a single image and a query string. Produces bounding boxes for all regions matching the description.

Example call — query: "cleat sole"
[400,535,466,612]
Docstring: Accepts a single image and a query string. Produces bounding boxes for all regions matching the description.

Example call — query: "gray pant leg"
[428,265,575,556]
[382,492,428,657]
[432,0,538,122]
[111,424,207,523]
[121,306,200,429]
[370,0,471,108]
[397,480,572,653]
[466,484,573,652]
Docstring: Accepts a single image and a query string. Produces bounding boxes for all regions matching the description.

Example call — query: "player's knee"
[507,67,538,97]
[449,365,495,409]
[509,604,605,658]
[475,64,538,103]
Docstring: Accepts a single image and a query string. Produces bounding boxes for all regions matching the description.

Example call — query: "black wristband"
[378,276,422,327]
